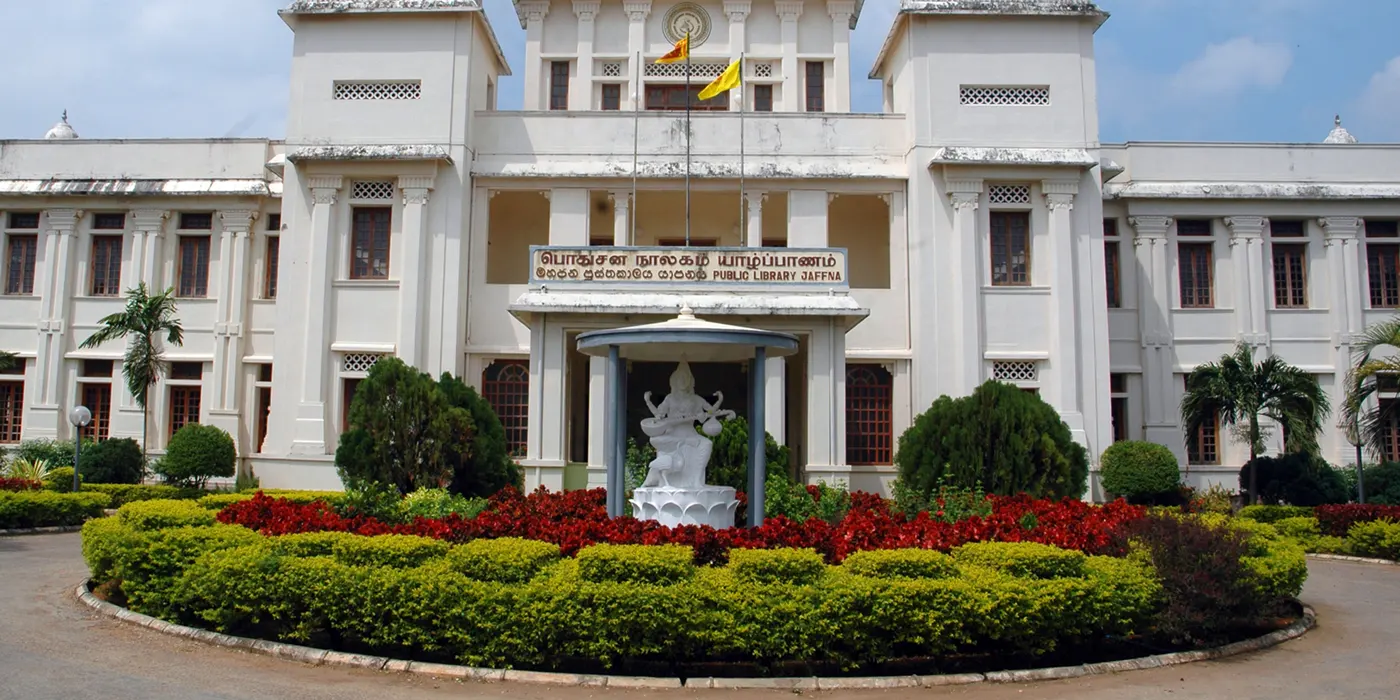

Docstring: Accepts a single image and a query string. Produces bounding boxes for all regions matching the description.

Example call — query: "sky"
[0,0,1397,144]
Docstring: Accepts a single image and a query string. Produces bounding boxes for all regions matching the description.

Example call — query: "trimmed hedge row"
[84,503,1169,670]
[81,484,206,507]
[0,491,110,529]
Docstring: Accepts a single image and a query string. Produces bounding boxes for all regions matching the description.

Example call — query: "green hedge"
[1237,504,1314,523]
[952,542,1088,579]
[1347,520,1400,561]
[726,548,826,585]
[446,538,561,583]
[200,490,348,510]
[576,543,695,585]
[81,484,206,507]
[332,534,449,569]
[117,500,217,531]
[0,491,110,529]
[842,549,958,580]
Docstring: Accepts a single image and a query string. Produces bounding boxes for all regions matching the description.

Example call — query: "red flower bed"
[1315,504,1400,537]
[0,478,42,492]
[217,487,1146,565]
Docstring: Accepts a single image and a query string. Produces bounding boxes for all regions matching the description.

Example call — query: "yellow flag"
[655,36,689,64]
[697,59,741,101]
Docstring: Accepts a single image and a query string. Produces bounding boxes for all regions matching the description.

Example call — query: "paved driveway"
[2,532,1398,700]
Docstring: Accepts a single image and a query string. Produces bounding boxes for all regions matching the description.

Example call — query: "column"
[586,354,608,486]
[518,1,550,110]
[1043,181,1084,440]
[827,1,856,112]
[208,210,256,442]
[804,319,847,484]
[1225,216,1268,349]
[31,209,81,436]
[397,176,434,368]
[1323,217,1363,460]
[572,1,600,110]
[291,176,342,455]
[130,210,168,289]
[887,190,909,344]
[610,190,631,246]
[523,316,568,490]
[787,190,828,247]
[947,180,982,396]
[1129,216,1183,459]
[548,189,589,245]
[724,0,752,111]
[765,355,785,444]
[624,1,651,111]
[744,191,765,247]
[776,1,803,111]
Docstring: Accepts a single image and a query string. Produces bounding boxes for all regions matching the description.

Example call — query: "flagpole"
[738,53,746,247]
[684,31,692,247]
[631,50,640,246]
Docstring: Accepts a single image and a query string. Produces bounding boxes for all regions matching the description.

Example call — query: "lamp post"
[68,406,92,493]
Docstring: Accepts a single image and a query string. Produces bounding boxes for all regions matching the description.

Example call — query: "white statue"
[632,360,740,528]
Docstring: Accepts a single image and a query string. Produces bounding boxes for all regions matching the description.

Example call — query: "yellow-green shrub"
[842,548,957,580]
[270,531,360,558]
[447,538,560,583]
[81,516,144,582]
[726,548,826,585]
[952,541,1087,579]
[1238,505,1313,523]
[1347,520,1400,561]
[81,483,204,507]
[117,499,216,531]
[114,525,264,618]
[0,490,110,529]
[197,493,252,510]
[576,543,694,584]
[1274,516,1322,550]
[331,534,449,569]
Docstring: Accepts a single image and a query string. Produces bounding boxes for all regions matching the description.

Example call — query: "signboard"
[529,246,849,288]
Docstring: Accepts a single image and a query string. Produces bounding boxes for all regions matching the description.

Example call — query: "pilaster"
[724,0,752,111]
[786,191,827,247]
[609,191,631,246]
[291,175,342,455]
[27,209,80,438]
[1129,216,1183,460]
[1323,217,1364,454]
[1226,216,1268,350]
[208,210,256,445]
[573,0,601,110]
[624,1,651,111]
[397,176,434,368]
[1042,180,1083,440]
[518,1,551,110]
[129,210,169,289]
[827,0,856,112]
[744,191,766,247]
[548,189,588,245]
[947,179,982,395]
[776,1,803,111]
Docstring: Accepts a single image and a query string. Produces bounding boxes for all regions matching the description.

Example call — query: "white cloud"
[1355,56,1400,141]
[1169,37,1292,98]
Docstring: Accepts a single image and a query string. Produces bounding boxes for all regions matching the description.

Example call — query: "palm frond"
[0,350,15,371]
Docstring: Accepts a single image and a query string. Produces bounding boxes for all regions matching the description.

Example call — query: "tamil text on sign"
[530,246,848,287]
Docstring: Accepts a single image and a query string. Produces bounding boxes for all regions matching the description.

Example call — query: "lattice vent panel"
[960,86,1050,106]
[645,62,729,79]
[342,353,383,374]
[752,62,775,78]
[988,184,1031,205]
[600,61,624,77]
[333,80,422,101]
[351,181,396,201]
[992,361,1039,383]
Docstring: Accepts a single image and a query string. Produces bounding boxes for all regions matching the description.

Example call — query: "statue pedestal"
[631,486,739,529]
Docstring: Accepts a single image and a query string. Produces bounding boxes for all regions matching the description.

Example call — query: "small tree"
[705,415,790,491]
[79,284,184,458]
[334,357,468,494]
[895,380,1089,499]
[437,372,519,497]
[157,424,235,488]
[1099,441,1182,504]
[1182,343,1330,504]
[78,437,145,484]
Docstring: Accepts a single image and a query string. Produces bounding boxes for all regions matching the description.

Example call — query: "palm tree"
[1182,342,1331,503]
[1342,317,1400,474]
[0,351,15,371]
[79,284,183,457]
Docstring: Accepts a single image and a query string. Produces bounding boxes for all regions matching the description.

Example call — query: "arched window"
[483,360,530,457]
[846,364,894,466]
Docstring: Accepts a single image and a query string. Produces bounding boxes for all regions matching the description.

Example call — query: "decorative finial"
[1335,114,1342,127]
[678,304,695,319]
[62,109,68,123]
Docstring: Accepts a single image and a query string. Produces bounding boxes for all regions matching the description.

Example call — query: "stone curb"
[76,580,1316,690]
[0,525,84,537]
[1308,552,1400,566]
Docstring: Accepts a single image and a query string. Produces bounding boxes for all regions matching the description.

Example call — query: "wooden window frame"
[5,234,38,296]
[1272,242,1308,308]
[1368,242,1400,309]
[90,235,123,297]
[168,385,202,438]
[549,61,570,111]
[0,379,22,443]
[1178,242,1214,308]
[1187,412,1220,466]
[644,85,730,111]
[805,61,825,112]
[1105,240,1122,308]
[754,84,774,112]
[350,207,392,280]
[176,235,211,298]
[483,360,529,458]
[1109,373,1129,443]
[80,382,113,441]
[845,364,894,465]
[1381,398,1400,463]
[601,83,621,111]
[989,211,1031,287]
[264,235,280,298]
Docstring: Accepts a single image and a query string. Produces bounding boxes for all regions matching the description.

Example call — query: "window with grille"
[1381,399,1400,462]
[169,385,201,438]
[266,214,281,231]
[990,212,1031,286]
[350,181,395,201]
[1110,373,1128,443]
[332,80,422,100]
[1105,240,1121,308]
[1272,243,1307,308]
[1270,220,1305,237]
[351,207,392,280]
[342,378,362,432]
[1176,219,1212,237]
[960,85,1050,106]
[81,383,112,441]
[845,365,893,465]
[5,234,37,295]
[1366,220,1399,238]
[178,212,213,230]
[177,236,211,297]
[90,235,123,296]
[601,84,621,110]
[987,184,1031,205]
[754,84,773,112]
[0,380,21,443]
[171,362,202,381]
[264,236,280,298]
[256,386,272,452]
[1368,243,1400,308]
[992,361,1038,383]
[93,213,126,230]
[6,212,39,229]
[1178,242,1213,308]
[550,61,570,110]
[805,61,825,112]
[1187,412,1219,465]
[645,85,729,111]
[82,360,114,378]
[483,360,529,457]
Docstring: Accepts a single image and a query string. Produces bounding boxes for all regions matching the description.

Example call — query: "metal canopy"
[577,307,799,363]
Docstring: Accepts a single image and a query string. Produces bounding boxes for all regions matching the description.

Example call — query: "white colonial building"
[1,0,1396,498]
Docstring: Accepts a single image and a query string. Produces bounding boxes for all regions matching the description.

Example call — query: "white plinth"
[630,486,739,529]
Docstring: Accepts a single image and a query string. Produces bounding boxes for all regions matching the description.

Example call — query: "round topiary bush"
[158,424,235,488]
[1100,441,1182,504]
[79,438,145,484]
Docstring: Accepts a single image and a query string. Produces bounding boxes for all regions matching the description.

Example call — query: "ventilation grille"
[645,61,729,79]
[988,184,1031,205]
[599,61,624,77]
[960,85,1050,106]
[342,353,383,374]
[992,361,1039,383]
[752,62,774,78]
[333,80,422,101]
[351,181,395,201]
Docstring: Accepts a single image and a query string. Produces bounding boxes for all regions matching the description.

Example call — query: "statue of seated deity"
[639,360,735,490]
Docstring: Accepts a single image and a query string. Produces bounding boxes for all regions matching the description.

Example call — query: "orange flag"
[655,35,689,64]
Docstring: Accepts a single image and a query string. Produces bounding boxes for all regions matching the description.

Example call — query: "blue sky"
[0,0,1397,144]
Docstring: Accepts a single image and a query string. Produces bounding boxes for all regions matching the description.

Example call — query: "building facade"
[0,0,1396,497]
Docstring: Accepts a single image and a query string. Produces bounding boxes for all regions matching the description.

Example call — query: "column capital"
[1128,216,1172,239]
[573,0,601,20]
[609,191,632,209]
[43,209,82,232]
[949,192,980,211]
[1041,179,1080,196]
[517,0,551,23]
[622,0,651,22]
[1320,216,1363,240]
[827,0,856,21]
[218,210,258,233]
[946,178,983,195]
[1045,193,1075,211]
[130,209,169,232]
[745,190,767,209]
[776,0,804,20]
[723,0,751,21]
[307,175,344,191]
[1225,216,1267,238]
[397,175,435,191]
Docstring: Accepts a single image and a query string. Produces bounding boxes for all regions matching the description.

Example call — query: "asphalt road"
[2,532,1398,699]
